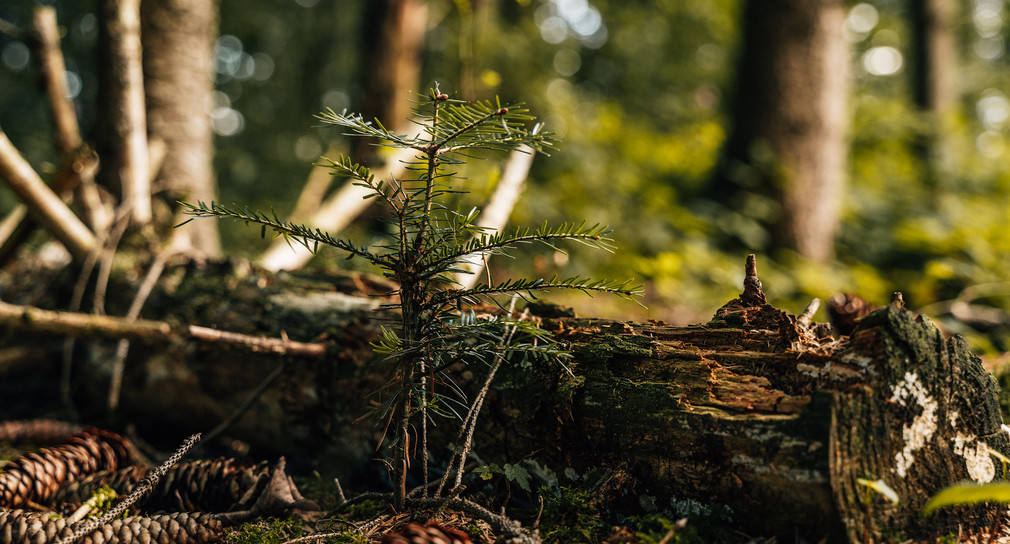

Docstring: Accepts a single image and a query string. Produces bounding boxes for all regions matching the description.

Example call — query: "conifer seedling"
[180,86,641,510]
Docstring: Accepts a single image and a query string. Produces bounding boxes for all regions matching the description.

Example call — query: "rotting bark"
[1,255,1006,541]
[478,257,1009,541]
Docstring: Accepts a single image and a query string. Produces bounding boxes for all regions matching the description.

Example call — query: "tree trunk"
[140,0,221,257]
[911,0,957,113]
[910,0,958,199]
[360,0,427,136]
[257,1,427,271]
[712,0,848,263]
[97,0,152,226]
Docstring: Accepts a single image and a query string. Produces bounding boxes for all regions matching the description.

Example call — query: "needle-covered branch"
[178,201,391,266]
[423,221,618,278]
[426,276,643,310]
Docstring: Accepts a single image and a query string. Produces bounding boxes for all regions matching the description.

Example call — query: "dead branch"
[0,128,96,261]
[0,300,327,359]
[287,142,346,221]
[0,146,100,266]
[32,6,82,156]
[108,248,177,410]
[454,144,535,289]
[259,145,417,272]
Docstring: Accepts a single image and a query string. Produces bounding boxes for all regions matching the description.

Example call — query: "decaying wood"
[472,256,1010,541]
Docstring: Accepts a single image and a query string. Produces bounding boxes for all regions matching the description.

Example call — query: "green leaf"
[923,481,1010,516]
[503,463,532,492]
[474,463,501,481]
[856,478,899,504]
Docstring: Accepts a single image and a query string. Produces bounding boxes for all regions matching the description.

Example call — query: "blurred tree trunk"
[258,0,426,272]
[140,0,221,257]
[711,0,848,263]
[360,0,427,141]
[910,0,958,196]
[911,0,957,113]
[96,0,151,227]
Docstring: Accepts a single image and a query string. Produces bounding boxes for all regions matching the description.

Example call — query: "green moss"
[341,498,386,520]
[539,486,607,543]
[224,519,304,544]
[574,333,653,365]
[624,514,704,544]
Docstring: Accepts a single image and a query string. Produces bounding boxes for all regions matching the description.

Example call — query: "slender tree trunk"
[140,0,221,257]
[712,0,849,263]
[910,0,958,198]
[911,0,957,113]
[360,0,428,137]
[97,0,151,226]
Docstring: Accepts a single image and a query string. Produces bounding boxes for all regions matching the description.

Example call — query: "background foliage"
[1,0,1009,352]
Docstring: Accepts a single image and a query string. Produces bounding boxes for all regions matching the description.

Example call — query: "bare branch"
[0,146,99,266]
[0,300,328,358]
[454,144,534,289]
[32,7,81,156]
[0,128,96,261]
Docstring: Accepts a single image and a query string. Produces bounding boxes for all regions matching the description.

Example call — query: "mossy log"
[2,255,1008,541]
[478,258,1009,541]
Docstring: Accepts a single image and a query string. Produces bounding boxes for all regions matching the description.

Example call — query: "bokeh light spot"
[1,42,30,72]
[862,46,903,76]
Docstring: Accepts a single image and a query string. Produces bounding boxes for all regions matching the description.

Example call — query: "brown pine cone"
[52,457,271,513]
[0,509,224,544]
[0,428,138,508]
[0,419,83,446]
[380,522,473,544]
[827,292,878,336]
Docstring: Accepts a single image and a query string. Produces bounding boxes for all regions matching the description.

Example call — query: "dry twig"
[0,300,328,358]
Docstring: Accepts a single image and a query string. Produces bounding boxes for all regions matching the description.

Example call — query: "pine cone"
[0,509,223,544]
[380,522,473,544]
[51,457,271,513]
[0,428,138,508]
[827,292,878,336]
[0,419,83,446]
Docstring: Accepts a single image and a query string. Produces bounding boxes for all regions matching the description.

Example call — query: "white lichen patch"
[890,372,938,478]
[729,454,828,483]
[839,352,877,375]
[796,361,862,381]
[953,432,996,483]
[948,410,959,428]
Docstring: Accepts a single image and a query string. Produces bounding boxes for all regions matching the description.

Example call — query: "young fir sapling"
[180,87,641,510]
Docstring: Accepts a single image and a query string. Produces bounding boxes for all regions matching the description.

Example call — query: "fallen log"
[2,254,1007,541]
[477,256,1009,541]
